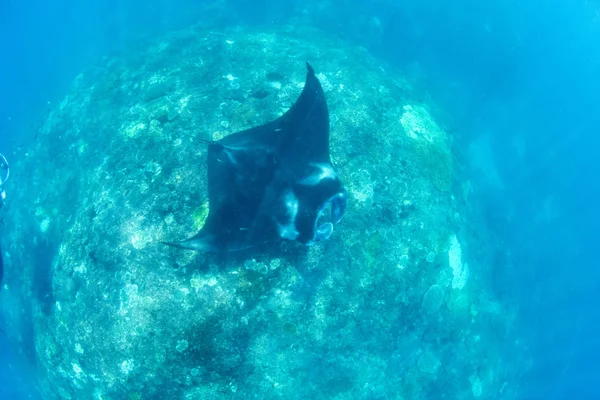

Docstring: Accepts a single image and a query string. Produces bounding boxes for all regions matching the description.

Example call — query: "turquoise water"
[1,1,598,399]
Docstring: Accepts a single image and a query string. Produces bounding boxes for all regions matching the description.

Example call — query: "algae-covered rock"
[0,24,522,400]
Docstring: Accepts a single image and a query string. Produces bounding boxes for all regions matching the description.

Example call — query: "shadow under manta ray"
[163,62,347,252]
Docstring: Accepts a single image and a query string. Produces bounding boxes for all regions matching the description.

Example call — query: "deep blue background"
[1,1,599,398]
[0,0,209,150]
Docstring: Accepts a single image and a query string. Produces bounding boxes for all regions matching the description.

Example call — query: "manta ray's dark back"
[163,62,347,252]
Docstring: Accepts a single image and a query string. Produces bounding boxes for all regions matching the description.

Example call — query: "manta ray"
[163,62,346,252]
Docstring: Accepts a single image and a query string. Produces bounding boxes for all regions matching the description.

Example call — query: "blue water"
[1,1,598,398]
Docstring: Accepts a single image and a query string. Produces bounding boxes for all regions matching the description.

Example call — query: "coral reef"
[0,24,524,399]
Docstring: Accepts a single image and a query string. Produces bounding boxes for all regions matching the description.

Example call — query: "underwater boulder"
[1,25,524,400]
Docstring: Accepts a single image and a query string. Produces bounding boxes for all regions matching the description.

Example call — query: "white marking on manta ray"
[278,190,299,240]
[299,163,336,186]
[279,223,299,240]
[222,144,249,151]
[284,191,299,216]
[222,149,237,165]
